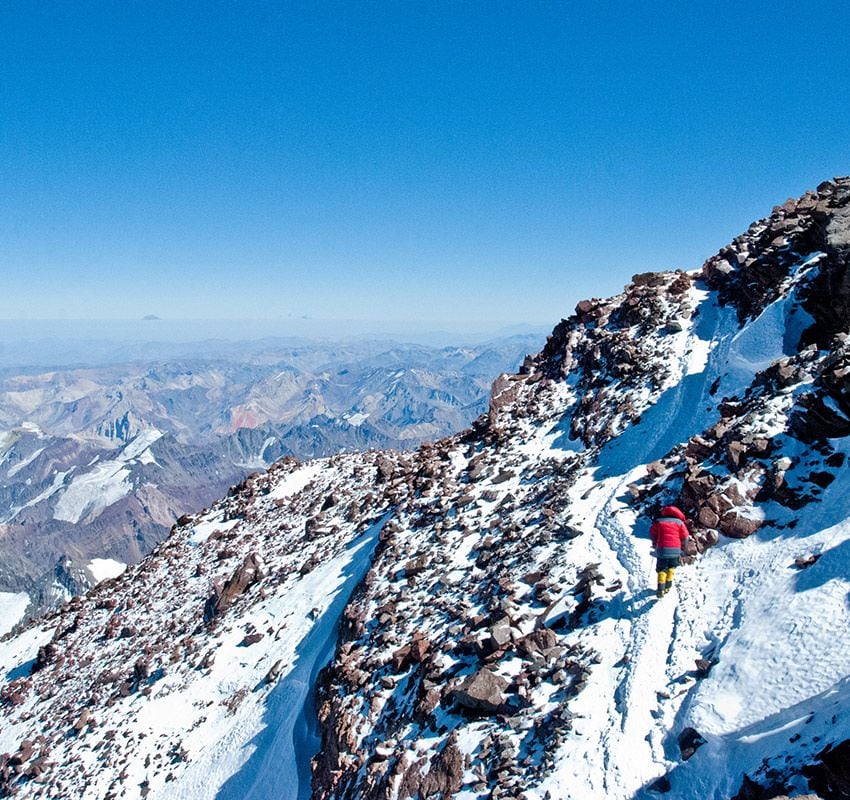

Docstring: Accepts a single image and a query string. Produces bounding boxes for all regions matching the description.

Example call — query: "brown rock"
[685,436,714,460]
[72,709,91,733]
[488,373,523,430]
[698,506,720,529]
[203,552,265,623]
[418,739,464,797]
[453,669,508,715]
[375,456,396,483]
[491,469,515,484]
[575,299,595,316]
[392,636,431,672]
[632,272,668,287]
[719,511,763,538]
[646,460,667,477]
[678,727,706,760]
[727,440,748,468]
[516,628,558,659]
[265,660,284,684]
[402,556,429,577]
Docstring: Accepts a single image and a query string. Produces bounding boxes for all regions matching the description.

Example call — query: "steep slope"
[1,179,849,800]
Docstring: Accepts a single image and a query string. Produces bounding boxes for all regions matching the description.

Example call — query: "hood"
[660,505,687,522]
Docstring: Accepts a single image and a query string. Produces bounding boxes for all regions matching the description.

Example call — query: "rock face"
[803,739,850,799]
[1,179,850,800]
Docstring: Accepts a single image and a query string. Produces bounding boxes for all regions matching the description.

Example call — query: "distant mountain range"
[0,334,543,614]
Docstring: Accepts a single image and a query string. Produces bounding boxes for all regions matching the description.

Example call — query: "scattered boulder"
[516,629,558,659]
[418,737,464,798]
[794,554,821,569]
[391,635,431,672]
[31,643,59,675]
[203,552,265,624]
[488,373,524,430]
[485,620,513,653]
[265,660,284,684]
[678,727,706,760]
[375,456,396,483]
[453,669,509,715]
[632,272,668,288]
[718,511,763,539]
[694,658,715,677]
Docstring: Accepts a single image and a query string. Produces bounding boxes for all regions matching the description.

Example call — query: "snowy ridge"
[0,455,405,799]
[1,179,849,799]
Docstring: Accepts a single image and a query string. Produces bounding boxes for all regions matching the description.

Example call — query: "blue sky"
[2,1,849,331]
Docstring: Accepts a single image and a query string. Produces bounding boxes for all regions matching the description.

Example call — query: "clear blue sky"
[2,1,849,330]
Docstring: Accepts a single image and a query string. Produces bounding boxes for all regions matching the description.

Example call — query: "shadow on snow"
[215,519,386,800]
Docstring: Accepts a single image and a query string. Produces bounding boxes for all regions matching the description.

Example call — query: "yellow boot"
[664,567,675,595]
[656,570,668,599]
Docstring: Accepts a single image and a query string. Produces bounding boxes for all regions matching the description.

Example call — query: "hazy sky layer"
[2,1,849,329]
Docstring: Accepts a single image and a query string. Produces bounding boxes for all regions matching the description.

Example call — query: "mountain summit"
[1,179,849,800]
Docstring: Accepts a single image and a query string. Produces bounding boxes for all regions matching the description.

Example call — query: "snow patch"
[87,558,127,583]
[723,280,815,394]
[121,428,163,462]
[6,446,46,477]
[53,461,132,524]
[188,516,240,545]
[163,519,387,800]
[2,469,72,523]
[269,463,323,501]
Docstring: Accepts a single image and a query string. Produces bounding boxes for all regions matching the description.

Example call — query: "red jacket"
[650,505,689,550]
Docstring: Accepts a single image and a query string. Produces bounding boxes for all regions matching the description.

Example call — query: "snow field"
[269,463,323,501]
[52,428,163,523]
[0,623,54,753]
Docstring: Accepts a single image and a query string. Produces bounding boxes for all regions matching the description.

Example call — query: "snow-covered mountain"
[1,178,849,799]
[0,335,541,616]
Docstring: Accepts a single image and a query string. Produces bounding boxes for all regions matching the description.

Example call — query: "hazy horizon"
[0,317,551,370]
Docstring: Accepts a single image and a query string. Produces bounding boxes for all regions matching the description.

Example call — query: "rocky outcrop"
[701,178,850,336]
[203,552,265,623]
[790,342,850,441]
[803,740,850,800]
[520,269,695,448]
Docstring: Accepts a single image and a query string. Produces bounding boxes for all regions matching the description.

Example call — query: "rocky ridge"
[0,180,849,799]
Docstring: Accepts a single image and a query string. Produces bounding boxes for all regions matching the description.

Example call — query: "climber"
[650,505,689,598]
